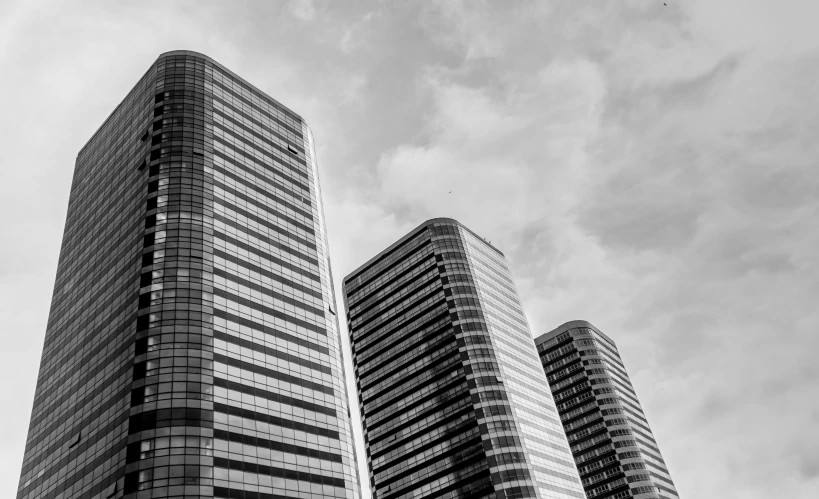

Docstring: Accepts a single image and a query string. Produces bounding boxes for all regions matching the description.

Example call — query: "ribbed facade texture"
[343,219,585,499]
[534,321,679,499]
[16,51,360,499]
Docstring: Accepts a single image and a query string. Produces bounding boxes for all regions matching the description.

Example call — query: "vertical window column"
[125,63,217,497]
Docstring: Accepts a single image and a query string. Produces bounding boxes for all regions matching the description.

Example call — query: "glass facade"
[343,219,585,499]
[16,51,360,499]
[534,321,680,499]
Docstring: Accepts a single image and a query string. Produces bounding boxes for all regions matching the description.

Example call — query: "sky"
[0,0,817,497]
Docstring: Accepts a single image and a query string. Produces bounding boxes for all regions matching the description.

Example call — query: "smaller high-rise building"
[534,321,680,499]
[343,218,585,499]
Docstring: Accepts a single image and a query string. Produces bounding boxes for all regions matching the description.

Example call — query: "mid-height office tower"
[16,51,360,499]
[343,219,585,499]
[535,321,680,499]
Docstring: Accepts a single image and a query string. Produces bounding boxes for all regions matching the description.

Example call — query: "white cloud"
[288,0,316,21]
[339,12,376,54]
[1,1,818,499]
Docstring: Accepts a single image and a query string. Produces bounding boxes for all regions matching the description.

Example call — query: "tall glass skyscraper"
[343,219,585,499]
[16,51,360,499]
[535,321,679,499]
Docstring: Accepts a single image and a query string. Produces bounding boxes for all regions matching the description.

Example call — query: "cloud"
[375,57,605,229]
[1,1,818,499]
[339,12,376,54]
[288,0,316,21]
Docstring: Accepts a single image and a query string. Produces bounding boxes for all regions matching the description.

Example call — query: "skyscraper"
[343,218,585,499]
[534,321,679,499]
[16,51,360,499]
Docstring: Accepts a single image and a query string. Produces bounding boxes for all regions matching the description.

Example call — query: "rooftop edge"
[77,50,306,158]
[534,319,618,347]
[157,50,304,122]
[342,217,504,285]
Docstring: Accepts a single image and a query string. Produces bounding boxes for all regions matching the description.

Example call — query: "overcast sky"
[1,1,818,497]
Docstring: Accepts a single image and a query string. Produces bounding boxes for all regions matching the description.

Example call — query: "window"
[137,470,153,490]
[68,433,81,449]
[487,420,516,432]
[484,405,511,417]
[499,468,530,482]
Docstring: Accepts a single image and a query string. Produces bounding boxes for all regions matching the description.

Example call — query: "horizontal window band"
[356,318,453,379]
[213,216,317,267]
[215,230,318,279]
[213,269,323,317]
[371,412,478,470]
[354,306,450,358]
[213,182,315,236]
[345,228,431,289]
[212,146,310,195]
[214,199,315,250]
[351,289,446,343]
[210,102,303,157]
[347,264,438,322]
[363,355,461,414]
[366,376,467,431]
[351,277,442,333]
[214,330,331,375]
[214,175,312,221]
[210,149,311,205]
[214,309,328,354]
[20,410,129,480]
[212,134,308,188]
[389,471,492,499]
[214,402,338,439]
[32,310,135,412]
[358,332,456,393]
[209,78,305,138]
[346,239,432,298]
[368,392,472,450]
[22,429,126,499]
[213,249,322,299]
[207,83,304,141]
[213,457,345,487]
[212,487,302,499]
[213,352,334,395]
[47,221,144,314]
[129,407,214,434]
[351,283,443,336]
[214,377,337,417]
[29,365,133,439]
[377,440,485,492]
[211,108,309,173]
[214,428,342,462]
[362,348,460,406]
[211,165,311,219]
[352,316,455,372]
[372,421,481,477]
[214,288,326,336]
